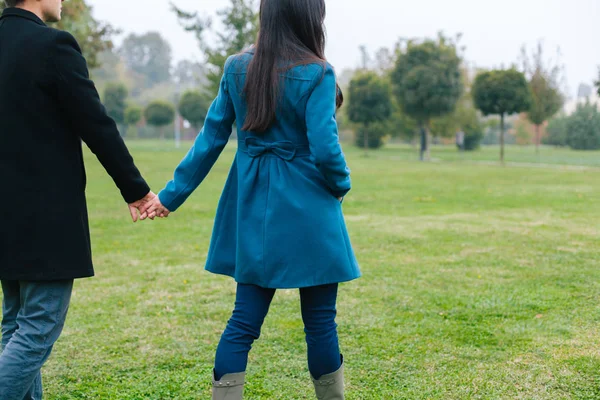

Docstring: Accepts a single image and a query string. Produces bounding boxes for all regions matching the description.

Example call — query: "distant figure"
[456,130,466,151]
[0,1,154,398]
[141,0,360,398]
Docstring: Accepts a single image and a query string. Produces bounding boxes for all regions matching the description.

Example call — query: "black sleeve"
[50,31,150,203]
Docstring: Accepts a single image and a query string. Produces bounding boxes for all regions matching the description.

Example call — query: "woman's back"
[226,51,332,145]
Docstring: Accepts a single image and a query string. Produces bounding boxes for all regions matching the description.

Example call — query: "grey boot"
[212,371,245,400]
[311,359,344,400]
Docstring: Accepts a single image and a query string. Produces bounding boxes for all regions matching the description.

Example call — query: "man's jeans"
[0,280,73,400]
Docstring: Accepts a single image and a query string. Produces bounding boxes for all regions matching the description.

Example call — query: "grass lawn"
[4,141,600,399]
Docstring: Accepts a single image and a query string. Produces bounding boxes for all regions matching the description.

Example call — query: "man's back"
[0,7,149,281]
[0,9,85,194]
[0,4,155,399]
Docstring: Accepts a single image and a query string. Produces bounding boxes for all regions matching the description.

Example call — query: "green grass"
[4,142,600,399]
[366,143,600,167]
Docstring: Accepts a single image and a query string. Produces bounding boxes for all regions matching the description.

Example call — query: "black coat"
[0,8,150,281]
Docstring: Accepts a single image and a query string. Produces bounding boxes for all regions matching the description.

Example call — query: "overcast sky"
[87,0,599,98]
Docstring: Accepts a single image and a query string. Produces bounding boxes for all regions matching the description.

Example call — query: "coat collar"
[0,7,46,26]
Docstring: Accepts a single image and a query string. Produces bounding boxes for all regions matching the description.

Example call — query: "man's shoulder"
[47,29,79,51]
[18,25,80,53]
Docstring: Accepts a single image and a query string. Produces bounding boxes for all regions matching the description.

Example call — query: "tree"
[472,69,532,163]
[596,68,600,96]
[178,90,209,133]
[91,50,122,82]
[173,60,206,88]
[543,116,569,147]
[374,47,395,75]
[120,32,172,89]
[520,42,564,153]
[391,34,463,161]
[565,102,600,150]
[103,83,128,134]
[431,98,484,151]
[347,72,392,152]
[387,103,418,141]
[144,101,175,139]
[172,0,258,97]
[0,0,115,68]
[355,122,389,150]
[124,106,143,138]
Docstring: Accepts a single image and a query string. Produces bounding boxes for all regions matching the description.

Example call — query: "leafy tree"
[173,60,206,88]
[144,101,175,139]
[57,0,117,69]
[374,47,395,75]
[565,102,600,150]
[120,32,172,89]
[463,130,484,151]
[354,122,389,150]
[596,68,600,96]
[178,90,209,133]
[172,0,258,97]
[347,72,392,152]
[472,69,532,162]
[91,50,122,82]
[124,106,143,138]
[543,116,569,147]
[387,103,418,141]
[391,34,463,161]
[520,42,564,153]
[103,83,128,133]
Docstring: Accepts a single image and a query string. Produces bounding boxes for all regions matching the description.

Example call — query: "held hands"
[128,191,158,222]
[138,195,170,221]
[128,191,170,222]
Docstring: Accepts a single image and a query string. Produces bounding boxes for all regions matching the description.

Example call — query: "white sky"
[87,0,599,98]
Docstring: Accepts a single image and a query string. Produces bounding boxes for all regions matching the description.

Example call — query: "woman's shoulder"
[288,61,335,83]
[224,50,254,74]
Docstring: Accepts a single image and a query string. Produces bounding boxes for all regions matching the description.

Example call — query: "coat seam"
[262,160,271,282]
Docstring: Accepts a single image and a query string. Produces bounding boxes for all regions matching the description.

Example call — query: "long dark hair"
[242,0,343,133]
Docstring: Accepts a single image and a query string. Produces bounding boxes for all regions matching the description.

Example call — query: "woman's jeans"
[214,283,341,380]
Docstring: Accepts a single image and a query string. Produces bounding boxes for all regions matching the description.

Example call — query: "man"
[0,1,155,398]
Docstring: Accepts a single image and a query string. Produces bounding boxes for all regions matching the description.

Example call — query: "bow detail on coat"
[244,137,298,161]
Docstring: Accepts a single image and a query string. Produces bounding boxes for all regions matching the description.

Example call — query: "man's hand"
[128,191,157,222]
[139,196,171,221]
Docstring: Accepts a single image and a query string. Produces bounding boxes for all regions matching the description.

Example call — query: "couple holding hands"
[0,0,360,399]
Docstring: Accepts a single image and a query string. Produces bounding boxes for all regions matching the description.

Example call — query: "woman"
[141,0,360,398]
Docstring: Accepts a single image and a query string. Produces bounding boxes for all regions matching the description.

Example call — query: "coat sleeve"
[50,31,150,203]
[305,65,351,198]
[158,58,236,212]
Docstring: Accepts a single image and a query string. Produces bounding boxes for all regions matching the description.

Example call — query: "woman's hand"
[139,196,171,220]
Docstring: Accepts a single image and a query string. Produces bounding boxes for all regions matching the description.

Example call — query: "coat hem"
[0,271,94,282]
[205,267,361,289]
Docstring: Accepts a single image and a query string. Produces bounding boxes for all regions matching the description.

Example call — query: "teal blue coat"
[158,52,361,289]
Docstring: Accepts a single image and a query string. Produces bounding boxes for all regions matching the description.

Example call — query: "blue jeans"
[214,283,341,380]
[0,280,73,400]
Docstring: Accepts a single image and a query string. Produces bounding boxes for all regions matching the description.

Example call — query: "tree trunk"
[500,113,505,164]
[535,124,541,155]
[364,123,369,157]
[419,122,426,161]
[160,126,165,140]
[425,123,431,161]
